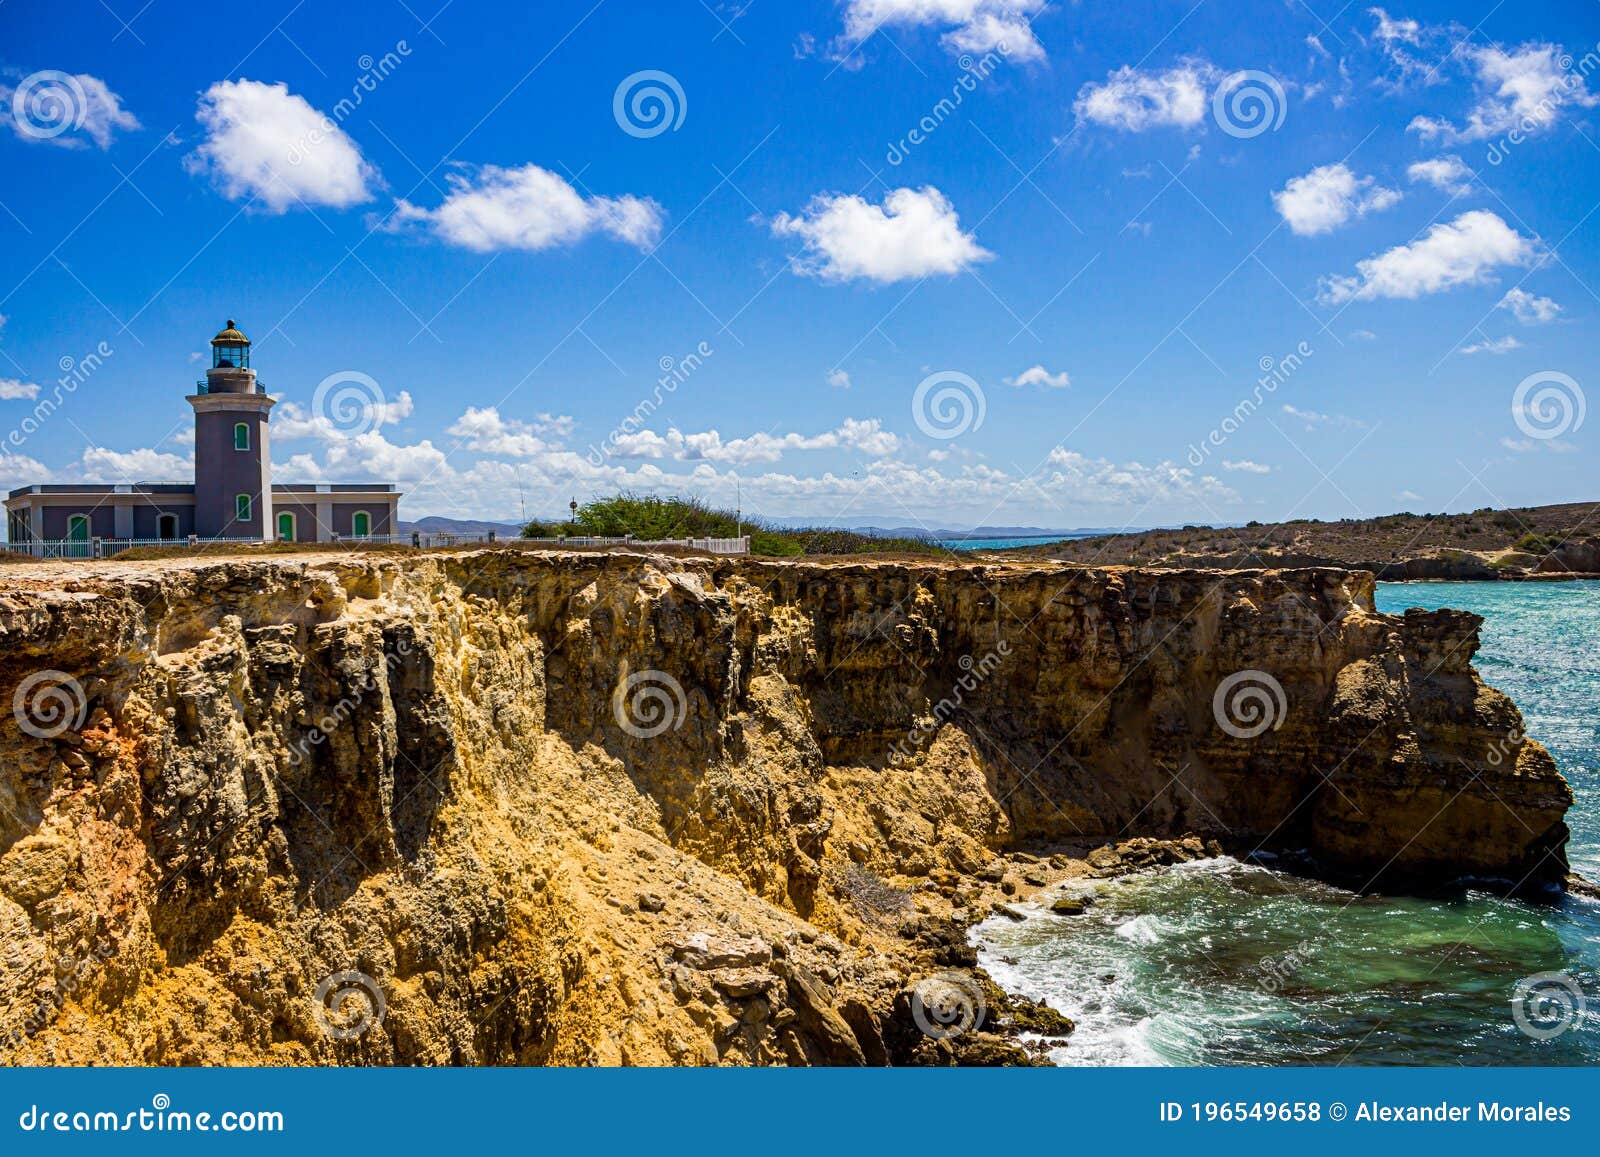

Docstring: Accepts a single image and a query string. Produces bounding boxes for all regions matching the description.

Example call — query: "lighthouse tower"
[188,320,274,539]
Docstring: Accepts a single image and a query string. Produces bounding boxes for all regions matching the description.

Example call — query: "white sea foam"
[972,856,1300,1067]
[1113,913,1166,944]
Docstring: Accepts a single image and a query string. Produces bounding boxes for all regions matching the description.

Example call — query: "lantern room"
[210,319,250,369]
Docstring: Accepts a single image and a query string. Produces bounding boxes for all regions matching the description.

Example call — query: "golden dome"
[211,319,249,345]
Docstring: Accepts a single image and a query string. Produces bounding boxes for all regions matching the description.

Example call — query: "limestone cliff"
[0,550,1571,1065]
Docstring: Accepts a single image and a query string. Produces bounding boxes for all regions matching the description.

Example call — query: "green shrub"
[522,493,947,558]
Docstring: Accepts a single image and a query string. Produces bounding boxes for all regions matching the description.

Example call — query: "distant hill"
[758,517,1135,539]
[399,516,526,535]
[891,525,1136,540]
[998,501,1600,580]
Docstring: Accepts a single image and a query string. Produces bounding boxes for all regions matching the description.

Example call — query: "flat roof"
[7,483,193,498]
[274,483,399,493]
[9,482,401,499]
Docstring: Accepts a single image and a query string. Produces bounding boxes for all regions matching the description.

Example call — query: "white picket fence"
[9,537,179,559]
[7,532,752,559]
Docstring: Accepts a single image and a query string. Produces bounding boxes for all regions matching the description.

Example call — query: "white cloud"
[1005,364,1070,388]
[1409,41,1597,143]
[1272,163,1401,236]
[76,446,193,482]
[1302,48,1355,109]
[1406,154,1474,196]
[827,369,852,389]
[2,71,139,149]
[1222,459,1271,473]
[271,391,415,441]
[1044,447,1237,504]
[604,418,904,465]
[772,186,991,284]
[1073,61,1216,131]
[839,0,1047,62]
[1282,404,1367,429]
[0,378,40,400]
[1366,7,1450,84]
[1459,335,1521,355]
[1369,7,1423,49]
[187,80,380,213]
[1501,436,1576,454]
[1497,286,1561,324]
[445,407,568,457]
[277,430,450,484]
[0,451,50,488]
[389,164,662,253]
[1318,210,1540,304]
[1350,328,1377,340]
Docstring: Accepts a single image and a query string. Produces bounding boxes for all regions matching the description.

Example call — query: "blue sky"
[0,0,1596,531]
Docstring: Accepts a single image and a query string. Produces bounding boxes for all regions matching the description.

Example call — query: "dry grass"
[828,863,914,923]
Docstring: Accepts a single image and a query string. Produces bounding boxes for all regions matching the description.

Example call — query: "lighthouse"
[5,316,401,551]
[188,320,274,539]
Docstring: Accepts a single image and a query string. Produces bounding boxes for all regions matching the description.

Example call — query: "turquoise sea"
[976,580,1600,1066]
[938,534,1097,550]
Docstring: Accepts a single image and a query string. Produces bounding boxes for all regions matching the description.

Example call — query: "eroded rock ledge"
[0,550,1571,1065]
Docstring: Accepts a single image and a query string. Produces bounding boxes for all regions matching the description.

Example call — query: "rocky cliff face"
[0,550,1571,1065]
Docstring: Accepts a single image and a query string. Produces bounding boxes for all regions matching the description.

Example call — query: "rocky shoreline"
[996,501,1600,582]
[997,550,1600,583]
[0,549,1572,1064]
[1386,571,1600,584]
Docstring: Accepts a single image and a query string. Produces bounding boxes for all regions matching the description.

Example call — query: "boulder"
[1086,845,1121,869]
[671,932,771,970]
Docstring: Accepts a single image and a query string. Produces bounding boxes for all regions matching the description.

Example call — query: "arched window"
[235,493,252,522]
[351,510,371,539]
[157,513,179,540]
[233,422,250,451]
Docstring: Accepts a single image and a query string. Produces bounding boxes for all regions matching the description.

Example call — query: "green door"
[277,512,295,542]
[352,511,370,538]
[67,514,90,558]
